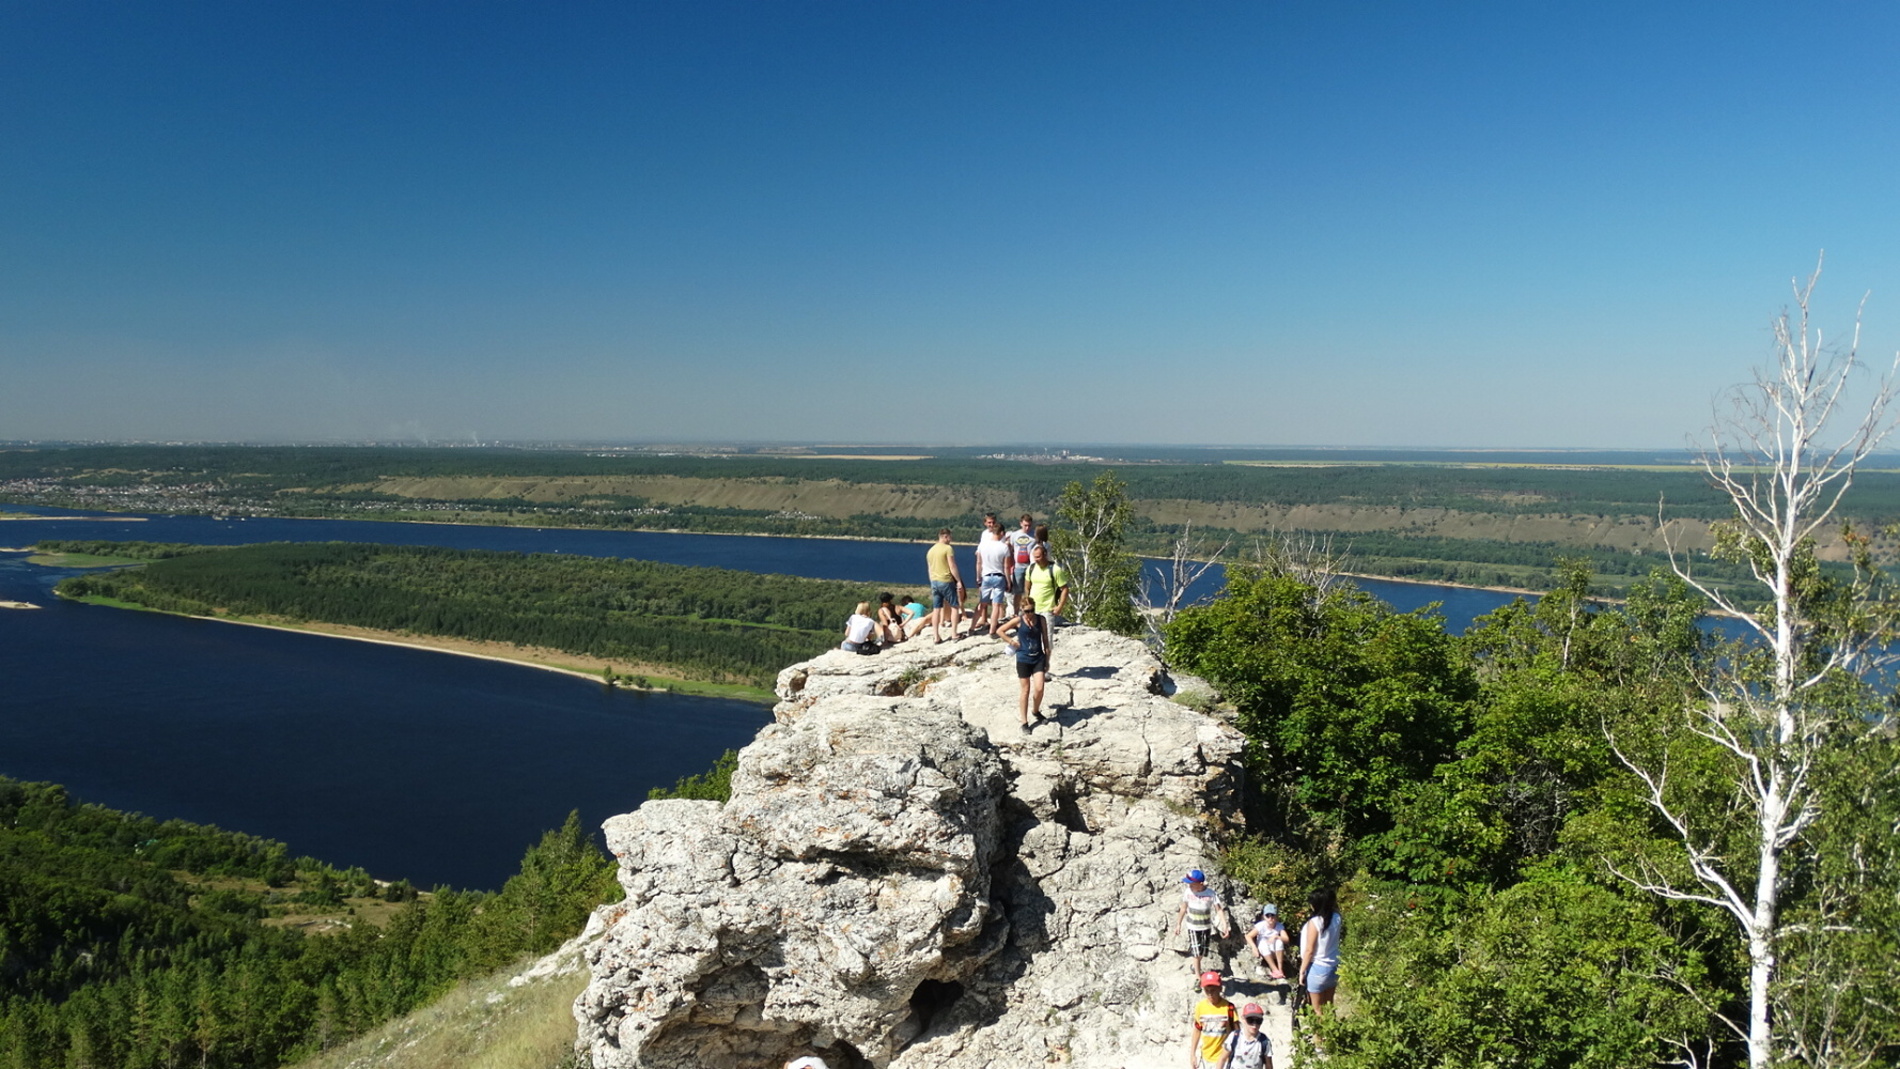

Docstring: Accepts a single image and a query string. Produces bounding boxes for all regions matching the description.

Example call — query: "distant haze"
[1,2,1896,447]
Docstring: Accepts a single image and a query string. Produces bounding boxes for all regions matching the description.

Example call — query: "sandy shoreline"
[0,514,146,521]
[62,601,774,702]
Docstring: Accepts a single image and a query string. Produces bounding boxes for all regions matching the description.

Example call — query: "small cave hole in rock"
[821,1041,871,1069]
[908,979,966,1035]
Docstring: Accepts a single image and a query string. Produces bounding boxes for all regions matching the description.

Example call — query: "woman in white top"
[1298,887,1343,1013]
[840,602,878,653]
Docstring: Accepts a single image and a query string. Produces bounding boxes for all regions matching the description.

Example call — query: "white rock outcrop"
[575,627,1280,1069]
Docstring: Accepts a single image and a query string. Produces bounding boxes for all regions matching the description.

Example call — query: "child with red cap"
[1187,971,1237,1069]
[1223,1002,1273,1068]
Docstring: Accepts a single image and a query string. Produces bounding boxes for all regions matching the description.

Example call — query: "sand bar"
[0,514,146,521]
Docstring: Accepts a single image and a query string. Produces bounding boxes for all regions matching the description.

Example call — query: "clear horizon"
[3,2,1897,448]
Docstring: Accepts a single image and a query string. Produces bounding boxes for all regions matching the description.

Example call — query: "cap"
[1261,903,1277,916]
[1240,1002,1265,1017]
[1199,970,1223,988]
[1183,869,1206,884]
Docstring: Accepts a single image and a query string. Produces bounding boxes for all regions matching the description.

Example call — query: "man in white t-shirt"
[974,517,1013,636]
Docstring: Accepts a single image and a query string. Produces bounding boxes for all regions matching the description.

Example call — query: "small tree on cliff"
[1630,258,1900,1068]
[1051,470,1140,634]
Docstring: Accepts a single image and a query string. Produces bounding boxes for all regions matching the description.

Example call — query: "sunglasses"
[1244,1017,1263,1025]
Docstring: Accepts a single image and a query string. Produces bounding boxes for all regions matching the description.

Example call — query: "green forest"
[1165,559,1899,1066]
[52,541,882,688]
[0,777,618,1069]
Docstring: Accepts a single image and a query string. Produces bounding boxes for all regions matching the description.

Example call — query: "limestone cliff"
[574,628,1270,1069]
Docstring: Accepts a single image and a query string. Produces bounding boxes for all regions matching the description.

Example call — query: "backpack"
[1225,1030,1269,1069]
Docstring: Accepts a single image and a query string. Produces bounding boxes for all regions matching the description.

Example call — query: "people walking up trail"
[1188,970,1237,1069]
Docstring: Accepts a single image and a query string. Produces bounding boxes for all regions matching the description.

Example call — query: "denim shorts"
[930,580,959,608]
[980,574,1009,605]
[1305,961,1338,993]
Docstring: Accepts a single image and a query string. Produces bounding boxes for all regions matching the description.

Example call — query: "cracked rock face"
[575,628,1247,1069]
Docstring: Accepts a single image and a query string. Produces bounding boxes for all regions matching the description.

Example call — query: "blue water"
[0,504,1530,889]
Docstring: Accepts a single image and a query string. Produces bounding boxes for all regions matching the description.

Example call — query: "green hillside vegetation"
[53,541,880,689]
[286,961,589,1069]
[1169,560,1899,1066]
[9,445,1900,592]
[0,777,618,1069]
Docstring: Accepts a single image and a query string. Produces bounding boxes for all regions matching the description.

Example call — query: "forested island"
[8,444,1896,593]
[49,540,885,697]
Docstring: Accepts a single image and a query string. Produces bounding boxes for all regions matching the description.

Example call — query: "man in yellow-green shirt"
[925,528,966,642]
[1024,542,1070,627]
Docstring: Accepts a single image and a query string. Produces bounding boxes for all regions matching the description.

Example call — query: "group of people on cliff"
[1178,874,1344,1068]
[838,512,1073,731]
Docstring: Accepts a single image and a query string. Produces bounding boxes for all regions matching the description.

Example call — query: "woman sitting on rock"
[875,591,907,645]
[841,602,880,654]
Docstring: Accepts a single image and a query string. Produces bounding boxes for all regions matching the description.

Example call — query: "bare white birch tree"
[1138,522,1230,651]
[1242,528,1349,605]
[1629,256,1900,1069]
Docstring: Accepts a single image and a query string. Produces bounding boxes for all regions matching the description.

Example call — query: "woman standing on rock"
[1298,887,1343,1015]
[1000,594,1050,730]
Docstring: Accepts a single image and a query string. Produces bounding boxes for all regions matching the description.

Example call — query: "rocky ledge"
[574,627,1252,1069]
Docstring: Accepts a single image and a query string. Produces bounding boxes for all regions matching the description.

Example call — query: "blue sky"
[2,1,1896,447]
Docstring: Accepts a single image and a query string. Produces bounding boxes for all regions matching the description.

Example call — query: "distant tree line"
[12,443,1900,521]
[0,776,619,1069]
[57,541,880,687]
[35,539,218,560]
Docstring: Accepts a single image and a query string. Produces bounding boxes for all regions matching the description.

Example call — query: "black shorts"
[1186,928,1212,957]
[1015,657,1049,679]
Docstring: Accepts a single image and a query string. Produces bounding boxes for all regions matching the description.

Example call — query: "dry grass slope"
[290,952,588,1069]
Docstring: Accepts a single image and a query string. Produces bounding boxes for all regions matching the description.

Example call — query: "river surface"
[0,505,1528,889]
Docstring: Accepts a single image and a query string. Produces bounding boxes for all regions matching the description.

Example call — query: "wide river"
[0,506,1526,889]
